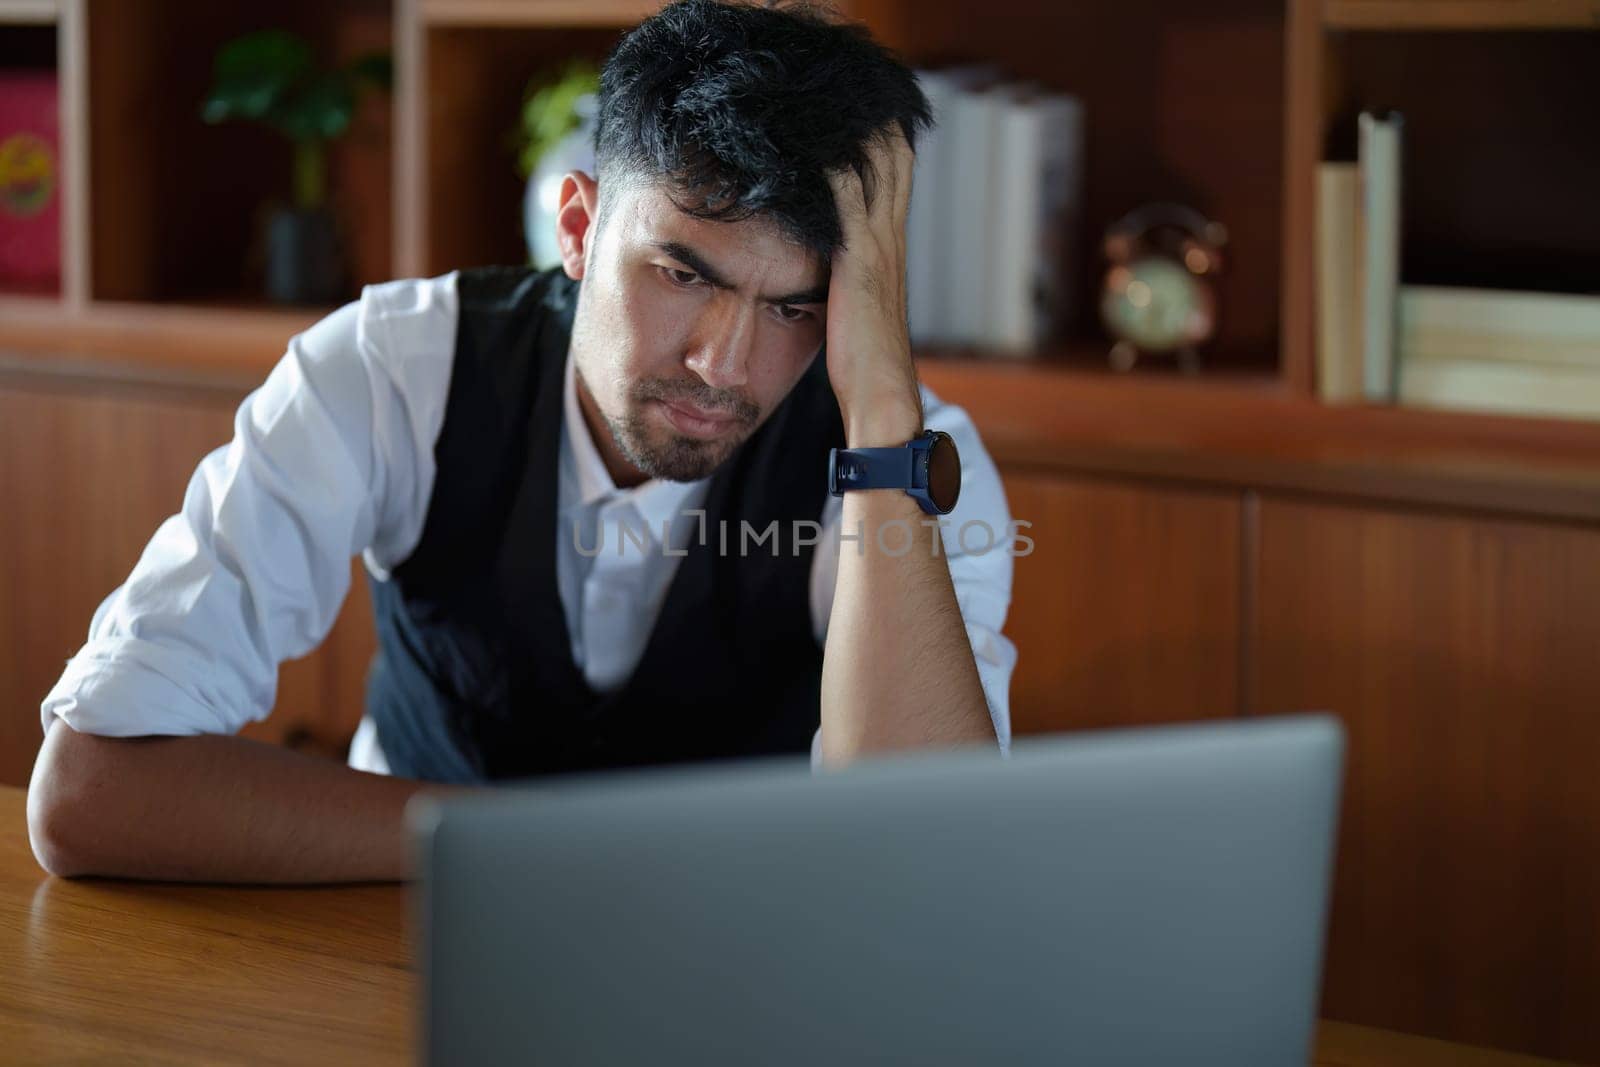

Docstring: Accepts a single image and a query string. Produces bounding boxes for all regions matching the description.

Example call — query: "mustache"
[634,379,761,425]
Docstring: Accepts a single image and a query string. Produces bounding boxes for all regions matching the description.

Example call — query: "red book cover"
[0,71,61,294]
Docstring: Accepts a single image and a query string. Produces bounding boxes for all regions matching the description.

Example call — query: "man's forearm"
[28,718,443,883]
[818,483,995,766]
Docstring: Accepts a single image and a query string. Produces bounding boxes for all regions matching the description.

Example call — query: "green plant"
[515,60,600,180]
[201,30,392,212]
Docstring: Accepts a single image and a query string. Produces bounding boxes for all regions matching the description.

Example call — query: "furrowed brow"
[654,241,828,306]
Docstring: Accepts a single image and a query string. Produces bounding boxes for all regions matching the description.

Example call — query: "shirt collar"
[561,346,710,535]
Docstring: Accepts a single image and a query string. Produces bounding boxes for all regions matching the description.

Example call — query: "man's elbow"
[27,719,107,878]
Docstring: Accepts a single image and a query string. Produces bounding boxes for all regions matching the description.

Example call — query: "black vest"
[366,266,845,783]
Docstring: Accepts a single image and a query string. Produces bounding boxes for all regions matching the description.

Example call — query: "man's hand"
[816,125,997,765]
[823,126,924,448]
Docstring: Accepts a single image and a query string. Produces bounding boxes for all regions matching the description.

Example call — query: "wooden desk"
[0,786,1573,1065]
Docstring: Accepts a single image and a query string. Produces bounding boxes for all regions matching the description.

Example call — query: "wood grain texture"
[1251,497,1600,1063]
[417,0,662,26]
[0,785,1580,1065]
[0,298,327,380]
[0,787,410,1064]
[1324,0,1600,29]
[1000,471,1243,735]
[916,358,1600,523]
[1280,0,1321,395]
[0,374,377,788]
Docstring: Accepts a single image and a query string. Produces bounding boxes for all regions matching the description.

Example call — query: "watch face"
[926,431,961,513]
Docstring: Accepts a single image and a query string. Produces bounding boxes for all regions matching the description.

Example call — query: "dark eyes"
[657,265,814,324]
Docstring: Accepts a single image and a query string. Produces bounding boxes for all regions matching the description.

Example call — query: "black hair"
[594,0,932,264]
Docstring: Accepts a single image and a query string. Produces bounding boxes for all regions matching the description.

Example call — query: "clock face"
[1101,257,1208,353]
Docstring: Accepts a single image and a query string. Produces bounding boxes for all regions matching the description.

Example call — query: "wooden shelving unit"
[0,0,388,356]
[1281,0,1600,442]
[2,0,1594,480]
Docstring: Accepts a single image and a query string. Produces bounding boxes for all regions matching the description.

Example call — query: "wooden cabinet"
[1251,497,1600,1061]
[1002,472,1243,734]
[997,469,1600,1061]
[0,371,376,788]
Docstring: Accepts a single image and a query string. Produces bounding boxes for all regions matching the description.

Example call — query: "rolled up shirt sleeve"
[39,278,453,738]
[809,383,1019,763]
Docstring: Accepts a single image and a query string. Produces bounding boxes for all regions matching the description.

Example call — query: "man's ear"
[556,170,600,280]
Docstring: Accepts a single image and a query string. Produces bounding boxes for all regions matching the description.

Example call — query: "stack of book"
[1315,111,1600,421]
[907,67,1085,353]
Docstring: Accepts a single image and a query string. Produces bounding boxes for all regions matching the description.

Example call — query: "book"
[906,65,999,346]
[1398,357,1600,422]
[1358,111,1403,402]
[0,70,62,294]
[1399,285,1600,369]
[944,81,1008,346]
[907,69,956,344]
[1315,162,1364,403]
[987,87,1084,352]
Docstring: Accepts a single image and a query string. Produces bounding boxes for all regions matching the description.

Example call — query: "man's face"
[563,175,830,484]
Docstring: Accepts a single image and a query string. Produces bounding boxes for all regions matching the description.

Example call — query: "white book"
[1316,162,1364,403]
[1399,357,1600,422]
[1399,285,1600,368]
[944,81,1008,347]
[987,88,1085,352]
[1358,111,1403,402]
[906,70,953,345]
[907,65,999,347]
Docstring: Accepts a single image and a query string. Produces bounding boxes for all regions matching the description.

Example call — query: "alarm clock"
[1099,204,1228,373]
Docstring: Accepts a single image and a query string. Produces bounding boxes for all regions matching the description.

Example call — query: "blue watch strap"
[829,446,917,493]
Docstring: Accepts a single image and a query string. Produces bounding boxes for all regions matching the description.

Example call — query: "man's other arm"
[28,281,461,882]
[28,720,430,882]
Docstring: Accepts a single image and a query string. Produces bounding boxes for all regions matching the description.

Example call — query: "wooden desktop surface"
[0,786,1574,1066]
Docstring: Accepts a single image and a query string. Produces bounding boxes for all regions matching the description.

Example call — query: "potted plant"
[515,60,600,270]
[201,30,391,304]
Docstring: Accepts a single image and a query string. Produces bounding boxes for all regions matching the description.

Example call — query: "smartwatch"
[827,429,962,516]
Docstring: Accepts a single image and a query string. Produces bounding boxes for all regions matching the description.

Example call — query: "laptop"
[411,713,1344,1066]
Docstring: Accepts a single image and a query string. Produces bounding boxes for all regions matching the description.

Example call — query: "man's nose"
[684,297,754,391]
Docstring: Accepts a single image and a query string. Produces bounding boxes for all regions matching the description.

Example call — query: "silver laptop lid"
[414,713,1343,1066]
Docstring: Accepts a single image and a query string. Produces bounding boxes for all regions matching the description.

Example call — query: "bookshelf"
[0,0,1595,458]
[2,0,1596,504]
[1283,0,1600,415]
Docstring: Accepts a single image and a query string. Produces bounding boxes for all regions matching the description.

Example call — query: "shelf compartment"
[403,21,623,277]
[84,0,392,306]
[866,0,1288,376]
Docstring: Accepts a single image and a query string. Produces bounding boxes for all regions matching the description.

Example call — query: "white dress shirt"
[40,271,1018,772]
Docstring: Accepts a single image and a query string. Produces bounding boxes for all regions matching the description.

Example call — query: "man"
[28,0,1017,883]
